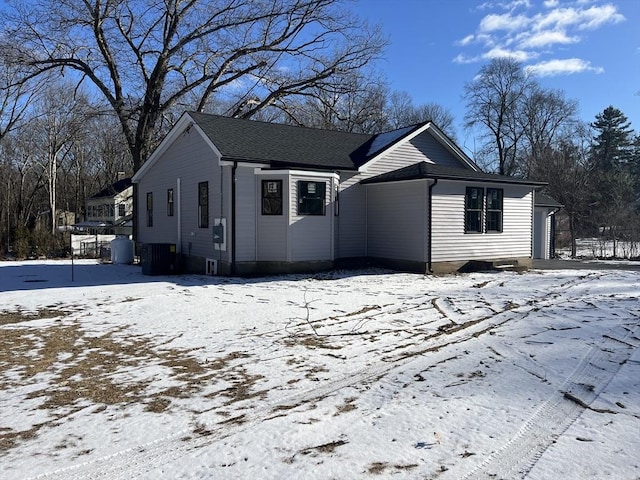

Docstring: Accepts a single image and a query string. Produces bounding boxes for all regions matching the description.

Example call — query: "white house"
[80,175,133,236]
[533,192,562,260]
[72,175,133,256]
[132,112,548,275]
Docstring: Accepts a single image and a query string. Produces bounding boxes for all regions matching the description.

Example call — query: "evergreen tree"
[591,106,634,171]
[589,106,638,256]
[631,134,640,195]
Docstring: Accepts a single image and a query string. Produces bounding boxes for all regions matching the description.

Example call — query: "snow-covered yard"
[1,260,638,479]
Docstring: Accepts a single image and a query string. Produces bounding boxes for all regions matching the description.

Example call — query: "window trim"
[464,187,483,233]
[297,180,326,216]
[485,188,504,233]
[198,181,209,228]
[146,192,153,227]
[167,188,174,217]
[261,179,283,215]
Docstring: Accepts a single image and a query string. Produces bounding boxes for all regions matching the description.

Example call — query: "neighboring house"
[132,112,547,275]
[72,175,133,257]
[56,210,77,231]
[533,192,563,260]
[78,175,134,236]
[35,210,76,232]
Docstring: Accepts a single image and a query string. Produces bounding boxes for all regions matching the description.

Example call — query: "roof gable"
[535,192,563,208]
[133,112,482,182]
[89,178,132,199]
[359,122,479,173]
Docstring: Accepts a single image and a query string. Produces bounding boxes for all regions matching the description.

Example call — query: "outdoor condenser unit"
[141,243,177,275]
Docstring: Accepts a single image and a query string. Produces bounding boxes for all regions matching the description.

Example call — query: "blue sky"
[353,0,640,141]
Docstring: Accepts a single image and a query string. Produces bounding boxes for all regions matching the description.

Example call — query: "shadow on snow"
[0,260,395,293]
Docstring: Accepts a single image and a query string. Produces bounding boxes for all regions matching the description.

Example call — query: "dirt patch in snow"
[0,308,66,325]
[0,314,259,452]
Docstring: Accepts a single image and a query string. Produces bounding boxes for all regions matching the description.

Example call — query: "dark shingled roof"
[188,111,426,170]
[360,162,547,186]
[90,177,132,199]
[535,192,563,208]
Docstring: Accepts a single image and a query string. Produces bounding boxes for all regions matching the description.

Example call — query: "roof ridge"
[187,110,374,138]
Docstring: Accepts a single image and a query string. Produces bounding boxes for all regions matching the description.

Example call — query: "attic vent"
[205,258,217,276]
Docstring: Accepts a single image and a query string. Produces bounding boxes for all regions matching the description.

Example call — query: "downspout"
[427,178,438,274]
[531,190,536,260]
[176,178,181,253]
[549,205,561,259]
[364,186,368,257]
[231,161,237,275]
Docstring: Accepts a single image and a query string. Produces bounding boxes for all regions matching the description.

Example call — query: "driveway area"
[533,258,640,271]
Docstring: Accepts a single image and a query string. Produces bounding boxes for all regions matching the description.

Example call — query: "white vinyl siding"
[431,181,533,262]
[362,131,467,177]
[336,172,366,258]
[289,175,333,261]
[533,208,552,259]
[257,173,288,261]
[137,128,229,262]
[366,181,428,262]
[235,167,257,262]
[407,132,468,168]
[336,130,466,260]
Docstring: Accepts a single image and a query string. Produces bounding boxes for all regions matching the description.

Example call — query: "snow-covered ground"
[1,260,638,480]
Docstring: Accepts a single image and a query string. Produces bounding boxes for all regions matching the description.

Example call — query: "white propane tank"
[111,236,135,264]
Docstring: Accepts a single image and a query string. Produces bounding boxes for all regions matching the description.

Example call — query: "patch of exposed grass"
[293,439,348,458]
[367,461,418,475]
[0,318,260,452]
[0,308,66,326]
[282,334,343,350]
[334,397,358,416]
[144,396,172,413]
[368,462,388,474]
[219,372,268,406]
[344,305,381,317]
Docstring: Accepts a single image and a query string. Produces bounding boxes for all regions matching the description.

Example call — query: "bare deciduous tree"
[530,122,593,257]
[464,58,535,175]
[4,0,385,171]
[271,70,389,133]
[31,84,92,234]
[519,87,578,177]
[386,91,456,137]
[0,51,41,141]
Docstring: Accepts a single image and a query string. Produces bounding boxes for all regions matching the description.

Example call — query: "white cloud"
[483,47,534,62]
[475,1,530,12]
[480,12,531,32]
[578,4,625,30]
[453,53,481,64]
[455,2,624,69]
[535,5,624,31]
[457,34,476,46]
[503,0,531,10]
[536,7,581,30]
[518,29,580,48]
[475,1,496,11]
[525,58,604,76]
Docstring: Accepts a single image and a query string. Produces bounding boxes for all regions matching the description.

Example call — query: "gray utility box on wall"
[141,243,177,275]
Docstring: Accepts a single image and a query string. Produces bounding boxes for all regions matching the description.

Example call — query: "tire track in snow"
[458,321,640,480]
[25,273,606,480]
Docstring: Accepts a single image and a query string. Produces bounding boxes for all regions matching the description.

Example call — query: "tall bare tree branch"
[3,0,385,171]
